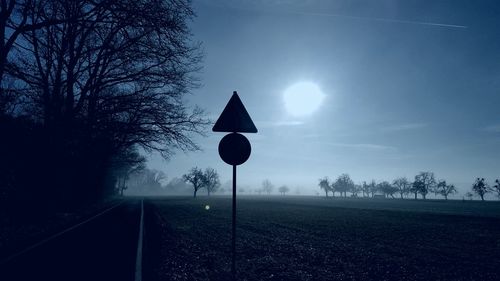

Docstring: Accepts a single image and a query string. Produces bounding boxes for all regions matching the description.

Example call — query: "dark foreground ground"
[145,196,500,281]
[0,200,140,281]
[1,197,499,281]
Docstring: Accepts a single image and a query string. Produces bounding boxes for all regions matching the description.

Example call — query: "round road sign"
[218,133,251,165]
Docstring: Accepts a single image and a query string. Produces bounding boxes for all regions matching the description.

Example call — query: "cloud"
[381,123,427,132]
[483,125,500,133]
[325,142,397,151]
[274,121,304,126]
[257,120,304,128]
[302,134,322,139]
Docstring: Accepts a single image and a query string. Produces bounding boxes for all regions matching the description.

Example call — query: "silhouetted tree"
[262,179,274,195]
[413,172,436,199]
[17,0,206,153]
[493,179,500,199]
[392,177,410,199]
[377,181,397,198]
[368,180,377,198]
[113,148,146,196]
[330,181,338,197]
[335,174,354,198]
[278,185,289,195]
[203,168,220,196]
[183,167,204,198]
[436,180,457,200]
[465,192,474,200]
[0,0,78,113]
[410,181,419,199]
[318,177,331,198]
[360,181,371,197]
[472,178,490,201]
[1,0,207,206]
[351,184,361,197]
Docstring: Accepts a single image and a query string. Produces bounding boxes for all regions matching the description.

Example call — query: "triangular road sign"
[213,91,258,133]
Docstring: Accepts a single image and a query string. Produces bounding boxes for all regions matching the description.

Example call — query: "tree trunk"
[422,194,426,200]
[193,189,197,198]
[325,191,328,198]
[400,193,404,199]
[480,194,484,201]
[444,194,448,200]
[414,192,417,199]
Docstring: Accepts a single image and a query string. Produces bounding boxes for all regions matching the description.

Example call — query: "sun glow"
[283,82,325,116]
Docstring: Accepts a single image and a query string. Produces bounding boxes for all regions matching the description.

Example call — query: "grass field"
[145,196,500,281]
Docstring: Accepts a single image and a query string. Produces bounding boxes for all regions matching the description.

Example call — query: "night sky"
[150,0,500,195]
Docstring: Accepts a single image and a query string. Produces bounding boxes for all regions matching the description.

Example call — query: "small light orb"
[205,205,210,210]
[283,82,325,116]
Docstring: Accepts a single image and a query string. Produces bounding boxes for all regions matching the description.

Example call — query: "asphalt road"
[0,199,141,281]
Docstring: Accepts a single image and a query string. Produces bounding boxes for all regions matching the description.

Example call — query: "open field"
[145,196,500,281]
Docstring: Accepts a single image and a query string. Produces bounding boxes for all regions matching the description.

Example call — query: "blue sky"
[149,0,500,196]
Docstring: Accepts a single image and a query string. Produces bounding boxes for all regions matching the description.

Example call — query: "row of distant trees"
[183,167,221,198]
[181,172,295,197]
[179,169,500,201]
[319,172,500,201]
[120,168,204,196]
[118,169,166,196]
[239,179,291,196]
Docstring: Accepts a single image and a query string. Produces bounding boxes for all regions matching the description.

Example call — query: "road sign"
[213,91,257,133]
[218,133,251,166]
[213,91,257,281]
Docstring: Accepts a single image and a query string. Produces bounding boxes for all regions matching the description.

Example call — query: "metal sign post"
[232,164,236,277]
[213,91,257,280]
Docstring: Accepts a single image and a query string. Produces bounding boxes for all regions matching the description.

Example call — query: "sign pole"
[231,164,236,280]
[212,91,257,281]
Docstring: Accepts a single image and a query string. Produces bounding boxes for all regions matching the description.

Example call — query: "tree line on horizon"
[180,169,296,197]
[118,167,203,196]
[319,172,500,201]
[178,168,500,201]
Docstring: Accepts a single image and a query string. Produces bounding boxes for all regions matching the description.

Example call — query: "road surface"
[0,199,142,281]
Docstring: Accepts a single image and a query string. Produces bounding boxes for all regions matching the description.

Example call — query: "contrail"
[289,10,468,29]
[200,1,468,30]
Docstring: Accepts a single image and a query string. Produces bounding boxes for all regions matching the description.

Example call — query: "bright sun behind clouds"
[283,82,325,117]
